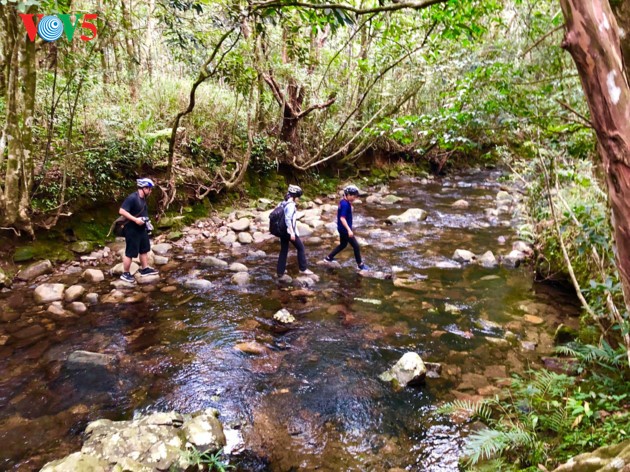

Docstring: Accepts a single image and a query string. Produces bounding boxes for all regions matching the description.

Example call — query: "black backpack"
[269,202,288,237]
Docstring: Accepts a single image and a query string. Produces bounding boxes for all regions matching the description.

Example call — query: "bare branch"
[521,24,564,58]
[296,96,336,119]
[250,0,447,15]
[554,98,593,128]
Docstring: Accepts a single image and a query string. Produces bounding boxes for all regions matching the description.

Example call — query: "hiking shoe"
[323,257,333,263]
[358,263,369,271]
[300,269,315,275]
[120,272,136,283]
[138,267,159,277]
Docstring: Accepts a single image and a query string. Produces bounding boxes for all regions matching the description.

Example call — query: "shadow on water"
[0,170,580,471]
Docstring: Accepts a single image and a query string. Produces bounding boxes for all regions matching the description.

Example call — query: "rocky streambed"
[0,170,581,471]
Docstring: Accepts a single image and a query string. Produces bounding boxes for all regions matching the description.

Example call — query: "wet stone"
[16,260,53,281]
[234,341,268,355]
[83,269,105,283]
[33,283,65,304]
[523,314,544,325]
[67,350,118,370]
[64,285,86,302]
[12,324,46,340]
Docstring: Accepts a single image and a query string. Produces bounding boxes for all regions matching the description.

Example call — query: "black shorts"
[124,226,150,258]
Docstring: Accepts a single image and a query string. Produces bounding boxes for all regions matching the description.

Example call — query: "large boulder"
[552,440,630,472]
[386,208,427,224]
[16,259,53,281]
[33,283,65,304]
[71,410,226,472]
[229,218,251,232]
[379,352,427,388]
[40,452,109,472]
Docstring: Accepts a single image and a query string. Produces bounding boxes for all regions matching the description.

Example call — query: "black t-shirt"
[121,191,148,230]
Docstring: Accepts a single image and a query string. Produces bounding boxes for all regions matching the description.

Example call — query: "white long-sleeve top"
[283,200,299,237]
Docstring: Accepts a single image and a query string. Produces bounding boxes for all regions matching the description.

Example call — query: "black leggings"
[277,235,307,275]
[328,232,362,265]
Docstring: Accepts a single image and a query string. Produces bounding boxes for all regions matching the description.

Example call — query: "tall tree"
[559,0,630,352]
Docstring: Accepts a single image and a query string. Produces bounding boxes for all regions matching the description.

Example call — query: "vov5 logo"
[19,13,98,42]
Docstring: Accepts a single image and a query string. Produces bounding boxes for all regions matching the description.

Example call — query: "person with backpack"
[275,185,313,278]
[118,178,159,284]
[323,185,369,270]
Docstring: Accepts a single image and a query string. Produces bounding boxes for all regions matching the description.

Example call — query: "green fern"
[437,399,494,421]
[463,426,544,466]
[556,341,626,369]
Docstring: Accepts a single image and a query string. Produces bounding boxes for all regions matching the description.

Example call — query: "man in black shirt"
[119,178,159,283]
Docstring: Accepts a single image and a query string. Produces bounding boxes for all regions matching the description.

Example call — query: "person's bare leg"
[123,255,132,272]
[139,252,149,269]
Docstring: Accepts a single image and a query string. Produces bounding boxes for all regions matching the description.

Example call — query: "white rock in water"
[354,297,382,305]
[386,208,427,224]
[452,249,476,263]
[184,279,213,290]
[379,352,427,387]
[231,272,250,286]
[273,308,295,324]
[478,251,498,268]
[451,199,469,208]
[229,262,249,272]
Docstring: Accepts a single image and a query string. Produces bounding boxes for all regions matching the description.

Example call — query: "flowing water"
[0,170,580,471]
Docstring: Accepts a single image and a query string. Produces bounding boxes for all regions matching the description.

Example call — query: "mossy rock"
[371,168,385,178]
[14,242,74,263]
[70,241,95,254]
[157,216,179,229]
[166,231,183,241]
[13,246,35,262]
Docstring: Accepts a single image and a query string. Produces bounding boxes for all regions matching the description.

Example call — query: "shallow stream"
[0,170,579,471]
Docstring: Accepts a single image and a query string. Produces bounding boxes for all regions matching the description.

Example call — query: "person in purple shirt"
[324,185,368,270]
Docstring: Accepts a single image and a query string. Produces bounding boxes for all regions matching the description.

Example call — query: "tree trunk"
[120,0,137,99]
[610,1,630,83]
[559,0,630,307]
[0,6,36,236]
[279,78,304,150]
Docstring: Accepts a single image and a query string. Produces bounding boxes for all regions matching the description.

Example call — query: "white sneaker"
[300,269,314,275]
